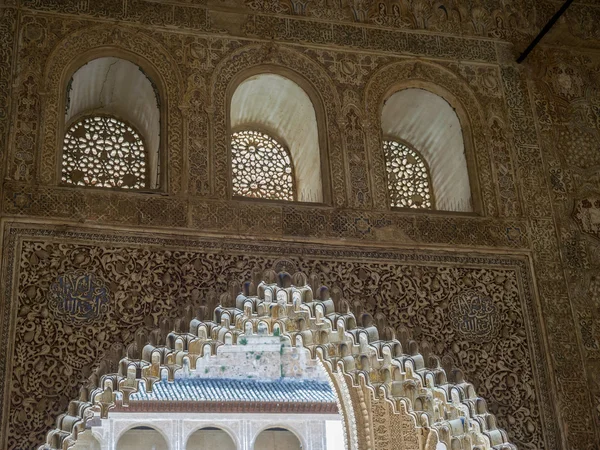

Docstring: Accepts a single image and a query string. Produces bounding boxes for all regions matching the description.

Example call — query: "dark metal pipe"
[517,0,574,63]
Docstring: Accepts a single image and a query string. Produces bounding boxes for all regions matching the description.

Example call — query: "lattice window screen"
[383,140,434,209]
[231,130,295,201]
[62,116,147,189]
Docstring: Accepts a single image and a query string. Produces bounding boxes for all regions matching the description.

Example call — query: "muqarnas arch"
[41,270,515,450]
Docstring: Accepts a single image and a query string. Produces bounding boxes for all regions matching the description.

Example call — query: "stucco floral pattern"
[4,228,544,449]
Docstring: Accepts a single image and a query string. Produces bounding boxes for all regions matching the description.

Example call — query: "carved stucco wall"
[528,46,600,447]
[0,226,552,450]
[0,1,599,449]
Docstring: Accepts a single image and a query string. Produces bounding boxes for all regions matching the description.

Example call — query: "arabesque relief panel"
[15,0,599,48]
[1,224,553,449]
[529,46,600,440]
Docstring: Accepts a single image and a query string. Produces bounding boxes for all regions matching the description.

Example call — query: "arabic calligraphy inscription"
[449,291,499,341]
[48,271,110,324]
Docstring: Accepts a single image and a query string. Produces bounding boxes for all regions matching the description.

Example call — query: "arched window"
[63,57,161,189]
[63,116,147,188]
[231,130,295,201]
[381,88,472,212]
[383,139,433,209]
[230,73,323,203]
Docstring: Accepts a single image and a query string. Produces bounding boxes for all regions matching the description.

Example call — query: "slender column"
[177,418,184,450]
[241,418,252,450]
[109,419,115,450]
[172,418,179,450]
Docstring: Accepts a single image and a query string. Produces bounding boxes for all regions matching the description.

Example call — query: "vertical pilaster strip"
[500,61,582,448]
[528,218,595,448]
[500,65,552,218]
[341,93,372,209]
[0,7,18,447]
[0,5,18,185]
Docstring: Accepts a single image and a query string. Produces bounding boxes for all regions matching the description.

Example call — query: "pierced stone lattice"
[62,116,147,189]
[383,140,433,209]
[231,130,295,201]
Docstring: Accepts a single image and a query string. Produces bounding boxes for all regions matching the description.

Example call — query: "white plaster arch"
[66,57,161,188]
[69,429,102,450]
[250,424,306,450]
[184,424,240,450]
[91,429,108,450]
[115,423,171,450]
[230,73,323,203]
[382,88,472,212]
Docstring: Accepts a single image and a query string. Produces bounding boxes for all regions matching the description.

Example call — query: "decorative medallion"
[449,291,499,341]
[48,271,110,324]
[573,195,600,240]
[272,258,298,274]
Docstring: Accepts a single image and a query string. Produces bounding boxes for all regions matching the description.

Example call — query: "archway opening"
[116,426,168,450]
[39,270,515,450]
[68,326,345,450]
[254,427,301,450]
[186,427,236,450]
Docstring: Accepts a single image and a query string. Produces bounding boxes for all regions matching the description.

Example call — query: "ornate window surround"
[366,66,485,215]
[382,137,435,210]
[52,48,169,192]
[62,113,149,190]
[225,65,333,206]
